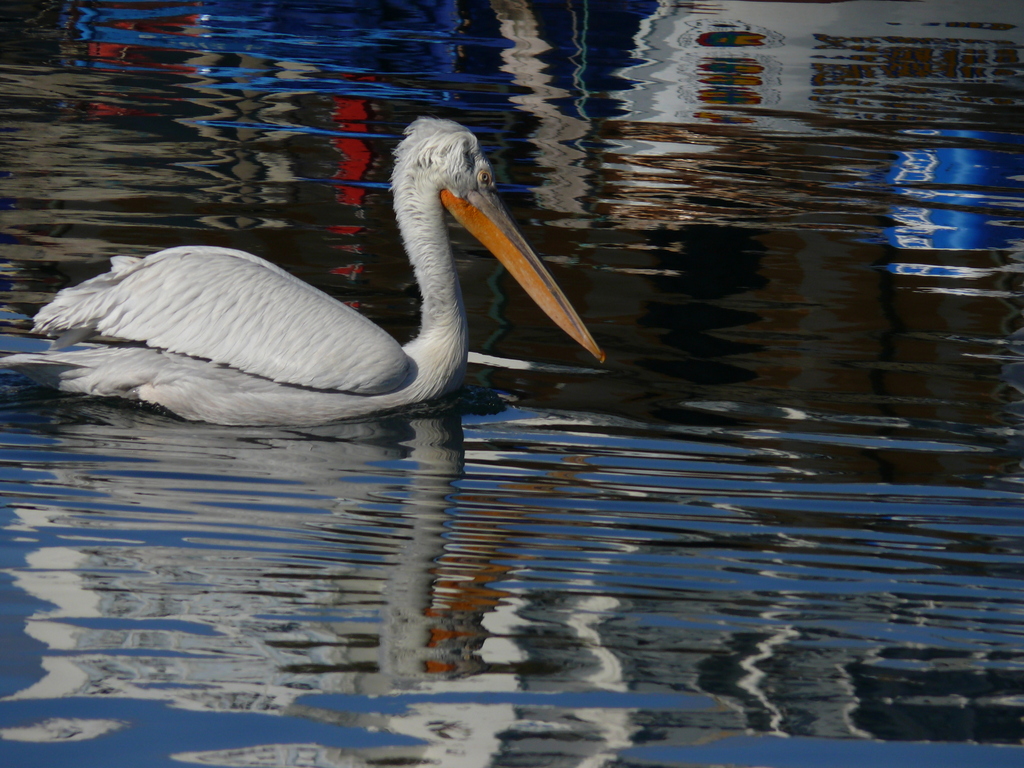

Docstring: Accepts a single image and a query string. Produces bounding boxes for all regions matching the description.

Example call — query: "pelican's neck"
[393,178,468,395]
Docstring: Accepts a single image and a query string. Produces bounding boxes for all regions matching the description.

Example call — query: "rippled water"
[2,1,1024,766]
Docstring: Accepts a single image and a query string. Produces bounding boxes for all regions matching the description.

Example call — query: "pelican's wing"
[32,246,409,394]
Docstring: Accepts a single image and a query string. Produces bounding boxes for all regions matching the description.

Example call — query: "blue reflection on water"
[60,0,656,117]
[881,131,1024,250]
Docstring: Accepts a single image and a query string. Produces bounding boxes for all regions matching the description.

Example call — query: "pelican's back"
[26,246,410,394]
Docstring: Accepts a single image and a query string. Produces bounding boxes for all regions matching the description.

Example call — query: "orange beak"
[441,187,605,363]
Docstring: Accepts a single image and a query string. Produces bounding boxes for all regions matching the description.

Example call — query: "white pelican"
[0,118,603,426]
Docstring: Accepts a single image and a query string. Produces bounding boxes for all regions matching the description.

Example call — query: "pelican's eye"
[477,169,492,187]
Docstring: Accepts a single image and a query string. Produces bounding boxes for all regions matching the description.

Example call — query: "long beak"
[440,187,605,363]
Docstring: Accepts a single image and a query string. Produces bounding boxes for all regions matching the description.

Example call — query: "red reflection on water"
[331,95,374,207]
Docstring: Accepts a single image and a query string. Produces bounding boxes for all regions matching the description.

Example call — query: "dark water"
[1,1,1024,766]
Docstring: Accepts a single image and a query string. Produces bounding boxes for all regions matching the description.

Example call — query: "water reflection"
[3,0,1024,766]
[0,402,675,766]
[4,395,1024,765]
[4,405,465,760]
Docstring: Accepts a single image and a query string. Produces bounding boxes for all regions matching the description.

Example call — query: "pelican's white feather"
[33,245,409,394]
[0,346,406,426]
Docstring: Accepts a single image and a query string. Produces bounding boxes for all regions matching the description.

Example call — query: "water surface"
[1,1,1024,767]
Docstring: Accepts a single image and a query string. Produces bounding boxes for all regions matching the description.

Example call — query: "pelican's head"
[393,117,494,200]
[393,118,605,363]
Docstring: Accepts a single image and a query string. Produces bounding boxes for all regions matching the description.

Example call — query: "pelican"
[0,118,603,426]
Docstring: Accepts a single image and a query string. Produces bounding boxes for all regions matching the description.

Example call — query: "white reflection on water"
[0,716,128,743]
[2,397,1024,766]
[1,404,690,766]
